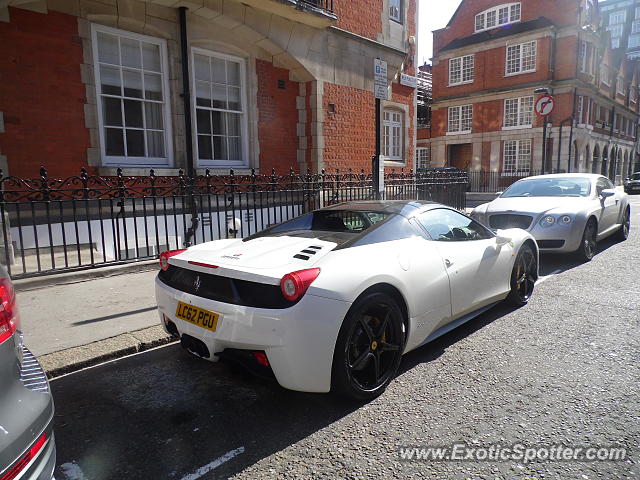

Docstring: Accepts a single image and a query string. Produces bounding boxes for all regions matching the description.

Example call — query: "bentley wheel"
[615,208,630,242]
[576,218,597,262]
[505,244,537,307]
[332,292,404,401]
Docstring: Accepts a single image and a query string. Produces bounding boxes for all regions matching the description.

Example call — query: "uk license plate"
[175,301,220,332]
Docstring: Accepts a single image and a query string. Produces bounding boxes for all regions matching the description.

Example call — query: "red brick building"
[419,0,640,182]
[0,0,417,179]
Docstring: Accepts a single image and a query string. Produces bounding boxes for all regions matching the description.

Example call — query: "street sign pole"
[373,59,388,199]
[542,119,548,174]
[535,95,556,175]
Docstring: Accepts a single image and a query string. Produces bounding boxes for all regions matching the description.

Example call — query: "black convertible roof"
[321,200,441,217]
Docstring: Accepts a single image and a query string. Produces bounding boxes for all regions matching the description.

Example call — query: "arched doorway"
[601,147,608,176]
[584,145,591,173]
[592,145,600,173]
[573,141,579,171]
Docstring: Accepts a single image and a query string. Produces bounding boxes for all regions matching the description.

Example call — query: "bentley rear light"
[0,278,19,345]
[159,249,186,271]
[280,268,320,302]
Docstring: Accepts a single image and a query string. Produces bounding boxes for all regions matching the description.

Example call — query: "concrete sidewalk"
[16,266,176,377]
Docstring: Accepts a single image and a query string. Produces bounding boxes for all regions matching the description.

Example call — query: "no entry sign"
[535,95,555,117]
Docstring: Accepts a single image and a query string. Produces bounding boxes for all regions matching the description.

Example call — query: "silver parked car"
[0,266,56,480]
[471,174,630,262]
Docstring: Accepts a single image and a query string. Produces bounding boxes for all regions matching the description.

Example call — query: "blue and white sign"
[374,59,388,100]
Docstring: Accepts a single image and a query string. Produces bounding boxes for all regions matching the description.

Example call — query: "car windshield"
[631,173,640,180]
[501,177,591,198]
[261,210,391,235]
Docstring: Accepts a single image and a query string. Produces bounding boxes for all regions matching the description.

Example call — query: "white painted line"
[536,269,562,285]
[178,447,245,480]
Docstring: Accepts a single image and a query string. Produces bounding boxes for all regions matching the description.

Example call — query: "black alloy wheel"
[576,218,597,262]
[615,208,630,241]
[505,244,537,307]
[332,292,404,401]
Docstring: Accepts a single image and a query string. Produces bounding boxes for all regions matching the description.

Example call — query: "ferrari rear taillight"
[0,433,47,480]
[159,249,186,271]
[280,268,320,302]
[0,278,19,345]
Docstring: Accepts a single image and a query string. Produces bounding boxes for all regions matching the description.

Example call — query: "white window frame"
[448,55,474,86]
[447,105,472,134]
[91,24,173,167]
[502,139,531,176]
[416,147,430,170]
[577,96,584,124]
[601,64,610,85]
[629,34,640,48]
[609,10,626,25]
[617,75,626,96]
[505,41,537,76]
[632,20,640,34]
[579,41,586,72]
[389,0,402,23]
[474,3,521,33]
[612,38,621,49]
[607,24,623,38]
[503,96,533,129]
[191,47,249,168]
[382,108,404,162]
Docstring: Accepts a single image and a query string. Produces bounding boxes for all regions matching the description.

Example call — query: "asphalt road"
[52,196,640,480]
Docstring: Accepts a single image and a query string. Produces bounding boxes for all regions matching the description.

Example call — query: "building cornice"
[328,26,408,57]
[432,78,640,117]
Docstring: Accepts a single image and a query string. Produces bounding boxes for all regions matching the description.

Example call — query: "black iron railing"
[467,170,544,193]
[0,167,467,279]
[297,0,334,13]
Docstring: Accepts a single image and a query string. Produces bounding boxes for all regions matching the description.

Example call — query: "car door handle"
[445,258,453,268]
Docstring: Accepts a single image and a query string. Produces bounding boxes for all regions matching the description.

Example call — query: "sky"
[417,0,462,65]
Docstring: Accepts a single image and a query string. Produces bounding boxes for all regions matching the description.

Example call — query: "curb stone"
[13,259,159,292]
[40,325,178,379]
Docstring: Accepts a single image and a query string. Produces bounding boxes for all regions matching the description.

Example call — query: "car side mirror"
[495,234,511,246]
[495,191,503,197]
[600,188,616,198]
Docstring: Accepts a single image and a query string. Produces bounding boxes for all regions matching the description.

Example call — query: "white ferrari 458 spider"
[155,200,538,400]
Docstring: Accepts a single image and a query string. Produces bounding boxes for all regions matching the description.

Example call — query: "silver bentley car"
[471,174,630,262]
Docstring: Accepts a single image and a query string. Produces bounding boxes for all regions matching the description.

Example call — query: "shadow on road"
[51,344,360,480]
[538,233,624,276]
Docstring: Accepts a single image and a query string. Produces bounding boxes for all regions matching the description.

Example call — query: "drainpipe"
[179,6,194,177]
[178,6,199,246]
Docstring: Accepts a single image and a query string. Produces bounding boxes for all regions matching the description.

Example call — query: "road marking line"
[178,447,245,480]
[536,269,562,285]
